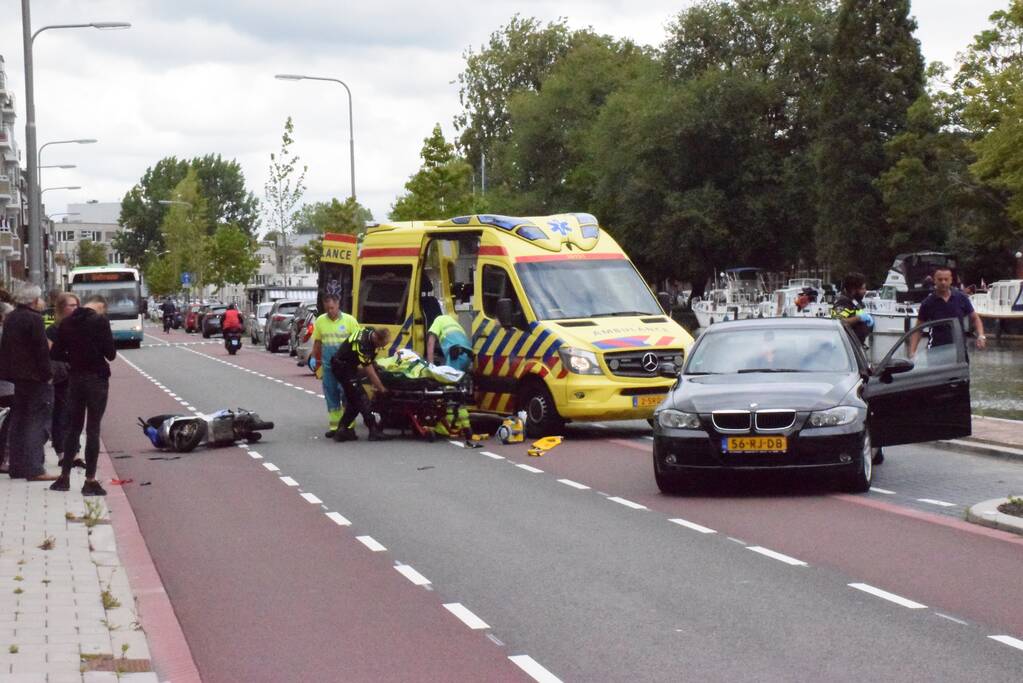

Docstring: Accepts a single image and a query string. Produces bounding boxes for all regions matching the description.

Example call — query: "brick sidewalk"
[0,447,158,682]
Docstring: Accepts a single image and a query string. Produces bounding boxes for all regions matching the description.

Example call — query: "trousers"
[337,367,376,432]
[7,381,53,478]
[62,373,109,480]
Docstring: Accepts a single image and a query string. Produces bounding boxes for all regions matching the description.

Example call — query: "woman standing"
[47,292,80,469]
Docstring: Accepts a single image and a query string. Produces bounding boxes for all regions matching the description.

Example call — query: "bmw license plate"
[722,436,787,453]
[633,395,666,408]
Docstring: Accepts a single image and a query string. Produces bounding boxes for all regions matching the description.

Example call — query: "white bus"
[69,265,144,347]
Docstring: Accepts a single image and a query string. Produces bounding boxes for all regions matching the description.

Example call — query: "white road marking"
[727,537,747,545]
[449,440,465,448]
[591,423,608,429]
[305,390,316,395]
[849,583,927,609]
[279,476,299,487]
[643,436,655,441]
[935,613,968,625]
[917,498,957,507]
[608,496,647,510]
[284,383,294,387]
[516,464,543,473]
[480,451,504,460]
[168,393,178,398]
[557,479,590,490]
[300,492,322,504]
[356,535,387,552]
[262,462,279,472]
[508,655,562,683]
[989,635,1023,652]
[443,603,490,630]
[325,512,351,526]
[394,564,431,586]
[748,546,807,566]
[669,518,716,534]
[870,487,896,495]
[183,404,194,409]
[248,451,263,459]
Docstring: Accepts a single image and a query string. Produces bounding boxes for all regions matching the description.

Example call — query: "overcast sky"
[0,0,1008,232]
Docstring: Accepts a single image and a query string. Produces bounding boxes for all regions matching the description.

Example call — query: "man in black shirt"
[909,266,986,356]
[831,272,874,345]
[49,295,117,495]
[330,326,392,442]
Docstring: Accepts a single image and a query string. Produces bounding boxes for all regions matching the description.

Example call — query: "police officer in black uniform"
[330,326,393,442]
[831,272,874,346]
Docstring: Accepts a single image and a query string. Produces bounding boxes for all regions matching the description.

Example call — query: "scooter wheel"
[169,422,204,452]
[246,433,262,443]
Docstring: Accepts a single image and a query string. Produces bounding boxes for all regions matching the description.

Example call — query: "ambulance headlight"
[558,347,603,375]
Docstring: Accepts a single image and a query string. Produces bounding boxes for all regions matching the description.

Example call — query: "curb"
[932,438,1023,462]
[966,498,1023,537]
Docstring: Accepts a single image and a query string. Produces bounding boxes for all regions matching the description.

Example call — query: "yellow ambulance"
[319,214,694,436]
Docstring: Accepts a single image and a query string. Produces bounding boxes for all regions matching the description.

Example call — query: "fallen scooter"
[138,408,274,453]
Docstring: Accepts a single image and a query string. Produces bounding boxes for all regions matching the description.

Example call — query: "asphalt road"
[97,324,1023,682]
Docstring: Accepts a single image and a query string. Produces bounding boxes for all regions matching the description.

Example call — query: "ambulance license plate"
[722,436,787,453]
[633,395,666,408]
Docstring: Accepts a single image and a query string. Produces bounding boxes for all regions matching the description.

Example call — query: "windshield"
[70,282,140,321]
[515,259,660,321]
[686,327,854,374]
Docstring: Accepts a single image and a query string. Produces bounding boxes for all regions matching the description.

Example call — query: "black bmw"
[652,317,972,493]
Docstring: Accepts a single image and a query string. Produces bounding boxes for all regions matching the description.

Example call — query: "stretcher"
[372,350,474,441]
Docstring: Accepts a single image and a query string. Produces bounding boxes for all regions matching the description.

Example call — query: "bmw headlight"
[558,347,603,375]
[807,406,860,428]
[657,409,701,430]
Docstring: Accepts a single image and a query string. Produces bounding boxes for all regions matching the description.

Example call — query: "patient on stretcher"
[375,349,466,385]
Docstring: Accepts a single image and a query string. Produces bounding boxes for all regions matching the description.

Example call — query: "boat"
[970,279,1023,335]
[882,251,958,303]
[862,289,918,335]
[692,268,769,328]
[758,278,832,319]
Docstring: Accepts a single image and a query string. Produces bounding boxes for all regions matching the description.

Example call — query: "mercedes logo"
[642,352,659,373]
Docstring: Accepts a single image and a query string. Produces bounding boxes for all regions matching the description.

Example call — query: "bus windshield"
[70,282,140,321]
[515,259,661,321]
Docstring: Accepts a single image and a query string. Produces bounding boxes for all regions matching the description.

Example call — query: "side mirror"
[875,357,914,383]
[657,361,678,379]
[657,292,672,314]
[495,298,514,329]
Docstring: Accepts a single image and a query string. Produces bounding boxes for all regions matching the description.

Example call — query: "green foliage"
[390,125,485,221]
[114,155,260,267]
[143,254,179,297]
[296,198,373,271]
[160,170,210,293]
[264,117,307,240]
[205,224,260,293]
[76,239,108,267]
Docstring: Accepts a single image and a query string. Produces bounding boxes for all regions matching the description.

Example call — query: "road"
[97,324,1023,682]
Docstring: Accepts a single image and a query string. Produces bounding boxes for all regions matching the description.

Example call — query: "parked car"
[248,302,274,346]
[288,302,319,356]
[263,300,302,353]
[293,309,319,370]
[184,304,206,333]
[201,304,228,338]
[651,316,971,494]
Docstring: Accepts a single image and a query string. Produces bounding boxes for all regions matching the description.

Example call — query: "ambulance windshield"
[515,259,661,321]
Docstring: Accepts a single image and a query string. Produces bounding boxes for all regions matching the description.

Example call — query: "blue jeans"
[7,381,53,478]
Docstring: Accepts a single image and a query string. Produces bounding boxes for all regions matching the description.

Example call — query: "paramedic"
[424,314,473,372]
[311,294,360,438]
[330,326,392,442]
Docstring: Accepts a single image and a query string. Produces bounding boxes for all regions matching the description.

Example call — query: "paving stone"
[82,673,119,683]
[118,674,159,683]
[46,673,85,683]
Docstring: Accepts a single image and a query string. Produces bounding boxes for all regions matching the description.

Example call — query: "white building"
[50,201,125,287]
[0,55,26,287]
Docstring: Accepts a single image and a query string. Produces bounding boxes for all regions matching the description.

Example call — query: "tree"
[144,256,179,297]
[206,224,260,293]
[296,198,374,271]
[114,155,260,266]
[264,117,307,280]
[390,125,484,221]
[76,239,108,267]
[159,169,210,295]
[814,0,926,280]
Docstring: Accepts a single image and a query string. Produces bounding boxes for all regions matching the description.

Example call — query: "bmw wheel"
[843,430,873,493]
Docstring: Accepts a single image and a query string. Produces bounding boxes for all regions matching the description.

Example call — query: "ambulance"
[318,213,694,436]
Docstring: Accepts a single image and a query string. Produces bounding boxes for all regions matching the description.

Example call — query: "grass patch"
[8,644,17,654]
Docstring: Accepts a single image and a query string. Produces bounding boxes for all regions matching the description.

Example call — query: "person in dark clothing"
[909,266,987,356]
[0,301,15,474]
[0,284,57,481]
[330,326,392,442]
[160,298,177,333]
[49,294,117,496]
[46,292,81,470]
[830,272,874,346]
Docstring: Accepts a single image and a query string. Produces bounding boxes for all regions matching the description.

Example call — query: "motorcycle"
[224,328,243,355]
[162,313,174,333]
[138,408,274,453]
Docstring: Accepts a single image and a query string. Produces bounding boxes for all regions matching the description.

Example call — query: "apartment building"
[0,55,26,288]
[51,201,125,287]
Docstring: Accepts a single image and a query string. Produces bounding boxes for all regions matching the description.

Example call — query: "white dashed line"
[989,635,1023,652]
[300,492,323,504]
[516,463,543,473]
[168,393,178,398]
[262,462,279,472]
[248,451,263,459]
[669,518,716,534]
[325,512,351,526]
[284,383,294,387]
[356,535,387,552]
[279,476,299,487]
[643,436,655,441]
[849,583,927,609]
[480,451,504,460]
[607,496,646,510]
[394,564,431,586]
[443,603,490,630]
[305,390,317,395]
[917,498,957,507]
[449,440,466,448]
[936,613,969,625]
[508,654,562,683]
[748,546,807,566]
[870,487,896,495]
[557,479,590,490]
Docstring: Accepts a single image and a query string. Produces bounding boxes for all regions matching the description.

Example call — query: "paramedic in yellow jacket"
[425,314,473,372]
[311,294,360,438]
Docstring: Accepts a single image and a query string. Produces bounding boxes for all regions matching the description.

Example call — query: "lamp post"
[20,0,130,286]
[275,73,356,201]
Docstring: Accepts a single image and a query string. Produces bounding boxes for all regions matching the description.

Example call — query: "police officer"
[831,272,873,346]
[330,326,392,442]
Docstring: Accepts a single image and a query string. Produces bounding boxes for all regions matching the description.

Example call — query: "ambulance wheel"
[520,381,564,438]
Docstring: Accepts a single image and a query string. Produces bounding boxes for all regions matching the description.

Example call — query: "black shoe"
[368,430,393,442]
[325,430,337,439]
[49,476,70,492]
[81,480,107,497]
[334,428,358,442]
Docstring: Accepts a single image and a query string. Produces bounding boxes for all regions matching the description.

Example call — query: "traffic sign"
[181,271,192,285]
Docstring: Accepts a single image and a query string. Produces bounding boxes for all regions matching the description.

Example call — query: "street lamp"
[275,73,357,201]
[39,164,76,170]
[20,0,130,286]
[41,185,81,195]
